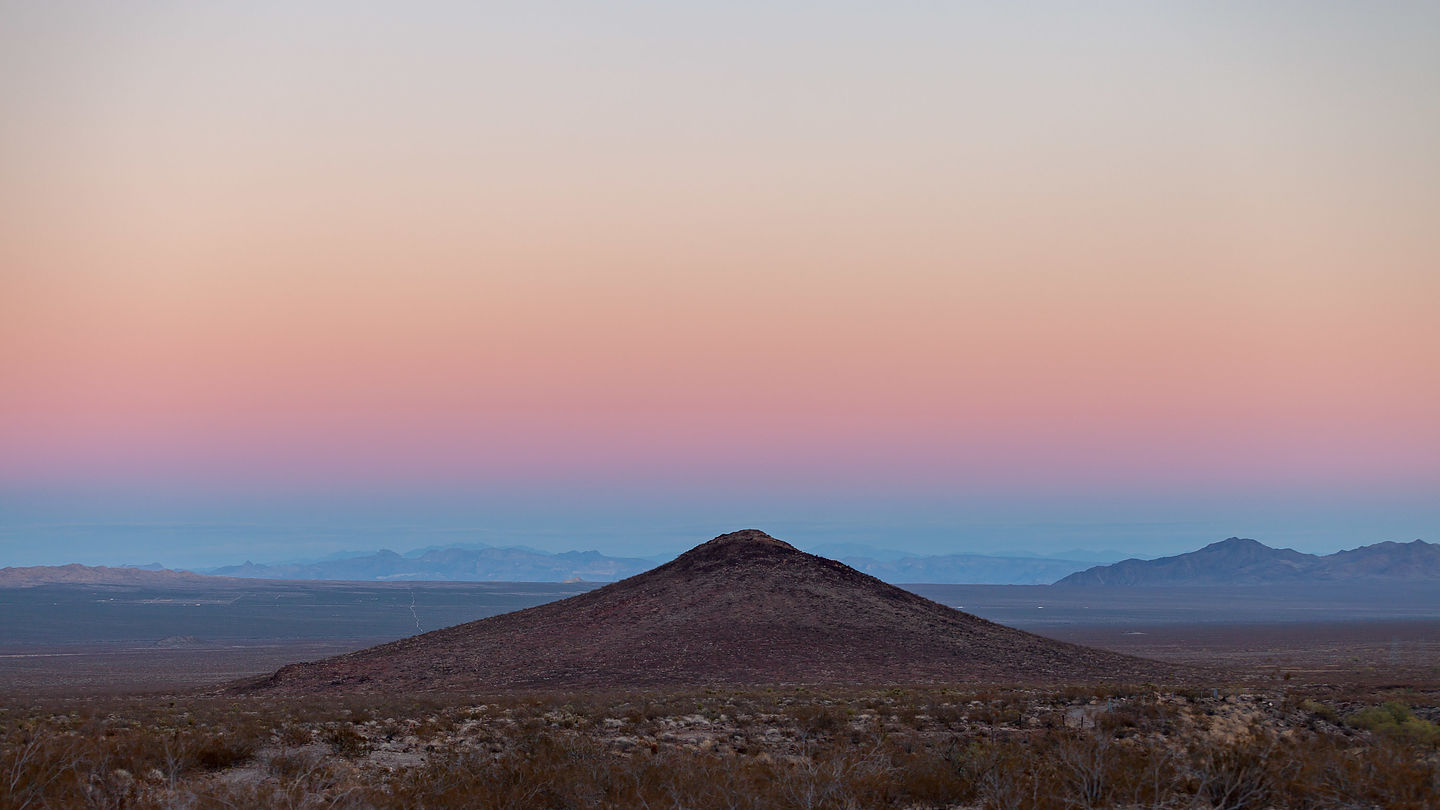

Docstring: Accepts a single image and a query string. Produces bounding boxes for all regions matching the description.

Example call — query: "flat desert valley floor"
[2,579,1437,694]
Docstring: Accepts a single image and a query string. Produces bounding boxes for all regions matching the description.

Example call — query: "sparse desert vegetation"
[3,683,1437,809]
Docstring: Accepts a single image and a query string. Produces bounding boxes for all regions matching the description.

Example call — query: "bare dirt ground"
[0,579,596,645]
[0,640,381,696]
[905,581,1440,627]
[1050,620,1440,687]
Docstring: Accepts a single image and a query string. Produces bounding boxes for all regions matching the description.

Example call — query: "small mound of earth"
[154,635,205,649]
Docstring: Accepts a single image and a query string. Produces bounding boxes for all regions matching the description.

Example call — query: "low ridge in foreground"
[248,530,1174,694]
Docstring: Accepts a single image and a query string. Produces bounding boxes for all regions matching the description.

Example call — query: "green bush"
[1346,701,1440,745]
[1297,698,1339,723]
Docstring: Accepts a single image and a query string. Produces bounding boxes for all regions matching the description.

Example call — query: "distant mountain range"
[13,537,1430,587]
[839,554,1090,585]
[1056,538,1440,586]
[0,564,217,588]
[0,544,1116,585]
[203,543,1106,585]
[207,545,657,582]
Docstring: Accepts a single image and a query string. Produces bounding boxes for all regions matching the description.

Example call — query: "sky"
[2,2,1438,568]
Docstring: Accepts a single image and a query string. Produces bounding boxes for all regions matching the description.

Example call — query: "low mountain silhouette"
[211,546,1103,585]
[840,553,1089,585]
[1319,540,1440,580]
[208,546,655,582]
[0,564,217,588]
[153,635,206,649]
[1056,538,1440,586]
[247,530,1173,694]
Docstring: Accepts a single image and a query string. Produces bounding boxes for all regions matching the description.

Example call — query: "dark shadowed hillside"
[247,530,1174,694]
[1056,537,1440,586]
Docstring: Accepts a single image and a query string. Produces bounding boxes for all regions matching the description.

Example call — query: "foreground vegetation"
[3,684,1437,809]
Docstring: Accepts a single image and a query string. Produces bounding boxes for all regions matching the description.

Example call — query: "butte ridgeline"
[245,529,1173,694]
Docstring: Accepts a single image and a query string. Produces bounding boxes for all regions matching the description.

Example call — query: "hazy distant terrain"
[4,534,1438,696]
[190,536,1440,586]
[5,576,1439,650]
[912,582,1440,627]
[207,545,656,583]
[0,580,597,645]
[4,577,1439,697]
[0,564,222,588]
[3,552,1439,696]
[1058,537,1440,586]
[842,553,1089,585]
[12,537,1429,588]
[199,544,1102,585]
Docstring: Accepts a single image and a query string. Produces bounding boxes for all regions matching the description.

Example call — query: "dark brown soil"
[246,530,1177,694]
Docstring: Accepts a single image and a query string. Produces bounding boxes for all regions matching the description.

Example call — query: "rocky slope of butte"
[248,530,1174,693]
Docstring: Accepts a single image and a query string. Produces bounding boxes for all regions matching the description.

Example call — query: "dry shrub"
[321,723,369,758]
[792,703,846,736]
[1297,697,1340,723]
[189,731,258,771]
[1186,732,1284,810]
[1,729,81,810]
[275,722,312,748]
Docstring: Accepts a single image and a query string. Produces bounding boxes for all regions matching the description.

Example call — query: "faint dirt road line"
[407,585,424,633]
